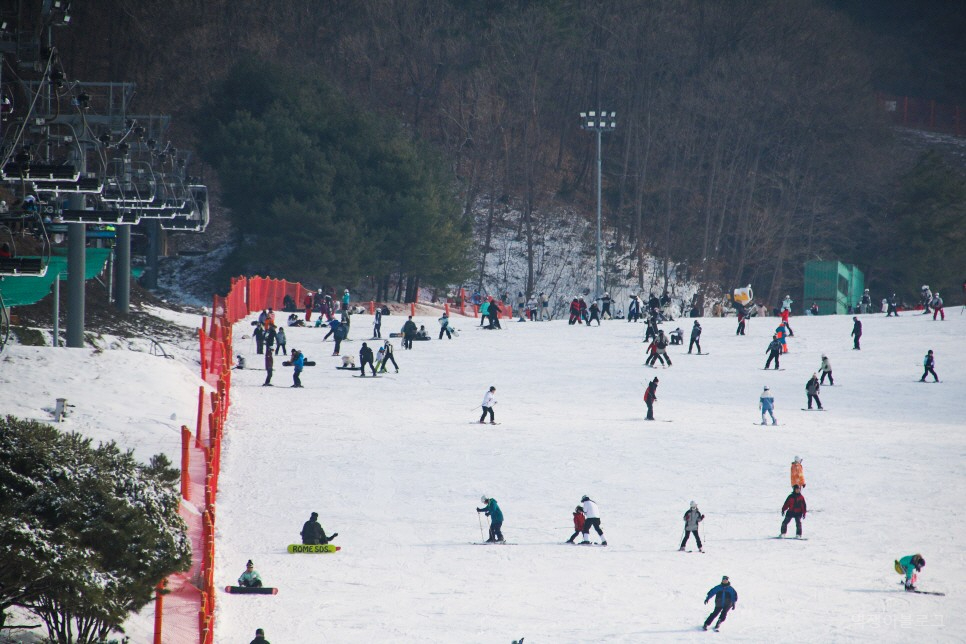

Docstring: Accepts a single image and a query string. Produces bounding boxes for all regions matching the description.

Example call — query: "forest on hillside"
[48,0,966,303]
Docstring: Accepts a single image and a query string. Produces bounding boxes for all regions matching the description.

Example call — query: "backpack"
[805,379,812,390]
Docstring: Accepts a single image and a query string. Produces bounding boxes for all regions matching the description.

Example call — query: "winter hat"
[721,576,730,585]
[310,512,318,520]
[793,456,801,464]
[575,505,584,513]
[256,629,265,636]
[246,560,254,567]
[690,500,697,508]
[763,386,769,391]
[581,495,590,502]
[928,350,933,354]
[362,342,368,348]
[653,377,659,383]
[793,484,801,491]
[481,495,489,504]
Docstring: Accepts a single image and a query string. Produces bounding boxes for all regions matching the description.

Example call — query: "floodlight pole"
[579,111,616,303]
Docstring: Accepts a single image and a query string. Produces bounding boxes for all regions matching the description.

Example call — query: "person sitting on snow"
[300,512,338,545]
[238,560,263,587]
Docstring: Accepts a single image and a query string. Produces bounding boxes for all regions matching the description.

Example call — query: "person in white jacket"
[579,496,607,546]
[479,386,497,424]
[819,355,833,385]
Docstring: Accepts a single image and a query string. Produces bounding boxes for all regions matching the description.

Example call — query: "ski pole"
[478,512,485,541]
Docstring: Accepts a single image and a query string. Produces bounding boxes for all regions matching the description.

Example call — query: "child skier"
[579,495,607,545]
[702,576,738,631]
[819,355,833,385]
[779,485,807,538]
[790,456,805,489]
[477,495,504,542]
[895,553,926,591]
[566,505,585,544]
[680,501,705,552]
[764,335,782,369]
[920,350,938,382]
[759,386,776,425]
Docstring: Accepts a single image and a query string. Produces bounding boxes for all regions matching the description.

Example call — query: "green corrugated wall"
[0,248,112,307]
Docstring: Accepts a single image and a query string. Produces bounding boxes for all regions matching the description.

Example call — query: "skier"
[379,340,399,373]
[250,628,270,644]
[341,288,351,312]
[805,373,823,410]
[920,285,932,314]
[479,386,497,424]
[780,308,794,337]
[300,512,338,545]
[819,354,833,385]
[886,293,899,317]
[627,294,641,322]
[359,342,376,376]
[290,348,305,388]
[263,348,273,387]
[479,299,490,327]
[644,377,659,420]
[645,337,667,368]
[601,292,612,319]
[781,294,793,312]
[920,350,939,382]
[680,500,705,552]
[702,576,738,631]
[485,300,502,329]
[764,335,782,370]
[331,319,347,356]
[578,296,589,324]
[566,505,585,544]
[579,495,606,545]
[438,313,453,339]
[790,456,805,488]
[568,297,581,325]
[373,307,383,338]
[774,325,788,353]
[931,292,944,320]
[896,553,926,591]
[275,326,287,355]
[238,560,263,588]
[477,495,504,542]
[587,301,601,326]
[779,485,807,538]
[688,320,702,354]
[401,316,418,349]
[851,317,862,350]
[759,386,776,425]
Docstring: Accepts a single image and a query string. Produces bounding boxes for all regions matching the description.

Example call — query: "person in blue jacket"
[477,495,504,542]
[290,348,305,388]
[759,386,776,425]
[896,553,925,591]
[703,575,738,631]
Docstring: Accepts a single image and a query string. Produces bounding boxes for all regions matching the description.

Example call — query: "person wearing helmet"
[688,320,702,354]
[764,334,782,370]
[896,553,926,591]
[643,377,659,420]
[579,496,606,546]
[861,288,872,314]
[680,501,705,552]
[341,289,351,312]
[930,292,944,320]
[477,495,504,542]
[601,292,612,319]
[920,285,932,314]
[781,294,793,313]
[886,293,899,317]
[790,456,805,489]
[850,317,862,350]
[703,575,738,631]
[759,386,776,425]
[780,485,807,538]
[566,505,585,544]
[805,373,823,410]
[920,350,938,383]
[819,354,833,386]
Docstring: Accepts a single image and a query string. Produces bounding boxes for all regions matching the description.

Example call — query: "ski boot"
[600,540,607,546]
[699,547,705,553]
[678,546,686,552]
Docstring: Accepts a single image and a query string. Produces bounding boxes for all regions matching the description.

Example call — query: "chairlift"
[0,202,51,277]
[161,184,208,232]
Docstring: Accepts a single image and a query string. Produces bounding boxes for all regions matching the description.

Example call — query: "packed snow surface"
[214,309,964,642]
[2,306,964,642]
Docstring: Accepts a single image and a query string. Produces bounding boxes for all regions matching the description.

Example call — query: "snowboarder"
[851,317,862,350]
[587,301,601,326]
[886,293,899,317]
[253,323,265,355]
[373,307,383,338]
[759,386,776,425]
[579,496,606,545]
[774,325,788,353]
[896,553,926,591]
[250,628,270,644]
[303,292,315,322]
[688,320,702,354]
[402,316,418,349]
[300,512,338,545]
[702,576,738,631]
[290,348,305,388]
[680,500,705,552]
[920,350,938,382]
[275,326,287,355]
[861,288,872,314]
[477,495,504,542]
[568,297,581,325]
[790,456,805,488]
[479,299,490,327]
[539,292,550,320]
[765,335,782,370]
[601,292,612,319]
[341,288,350,312]
[920,285,932,314]
[379,340,399,373]
[669,327,684,345]
[780,308,794,337]
[438,313,453,339]
[263,348,273,387]
[238,560,263,588]
[644,377,659,420]
[627,294,641,322]
[805,374,823,410]
[931,292,944,320]
[819,355,833,385]
[479,386,497,424]
[779,485,807,538]
[359,342,376,376]
[567,505,585,544]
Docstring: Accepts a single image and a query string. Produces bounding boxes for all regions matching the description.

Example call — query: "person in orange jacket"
[790,456,805,488]
[566,505,585,544]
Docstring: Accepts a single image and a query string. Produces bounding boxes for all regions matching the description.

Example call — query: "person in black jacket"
[703,576,738,631]
[402,316,418,349]
[764,335,782,369]
[373,307,383,338]
[779,485,807,538]
[920,350,938,382]
[643,377,659,420]
[250,628,270,644]
[300,512,338,545]
[379,340,399,373]
[359,342,376,376]
[851,316,862,350]
[688,321,702,354]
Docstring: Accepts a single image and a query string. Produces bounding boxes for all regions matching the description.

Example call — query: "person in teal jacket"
[479,300,490,327]
[897,553,925,591]
[238,560,263,587]
[477,495,504,542]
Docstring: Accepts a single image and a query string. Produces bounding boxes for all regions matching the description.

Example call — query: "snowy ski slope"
[212,307,965,642]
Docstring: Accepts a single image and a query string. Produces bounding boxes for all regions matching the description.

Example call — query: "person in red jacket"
[780,308,794,337]
[566,505,585,544]
[303,292,314,322]
[779,485,807,538]
[644,377,659,420]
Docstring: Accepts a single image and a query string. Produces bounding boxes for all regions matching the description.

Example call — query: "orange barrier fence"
[878,93,964,137]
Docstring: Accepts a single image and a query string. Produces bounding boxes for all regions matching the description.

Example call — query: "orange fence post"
[445,302,450,315]
[369,300,375,314]
[410,302,416,316]
[181,426,191,500]
[153,579,165,644]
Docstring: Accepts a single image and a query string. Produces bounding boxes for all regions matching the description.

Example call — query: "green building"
[803,261,865,315]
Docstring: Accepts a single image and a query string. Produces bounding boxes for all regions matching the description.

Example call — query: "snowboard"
[916,380,941,383]
[473,541,514,545]
[353,374,380,378]
[282,360,316,367]
[644,419,673,423]
[686,352,710,355]
[754,423,780,426]
[287,544,341,554]
[761,368,786,371]
[470,421,501,425]
[225,586,278,595]
[801,408,826,411]
[772,536,808,540]
[335,366,358,370]
[907,589,945,596]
